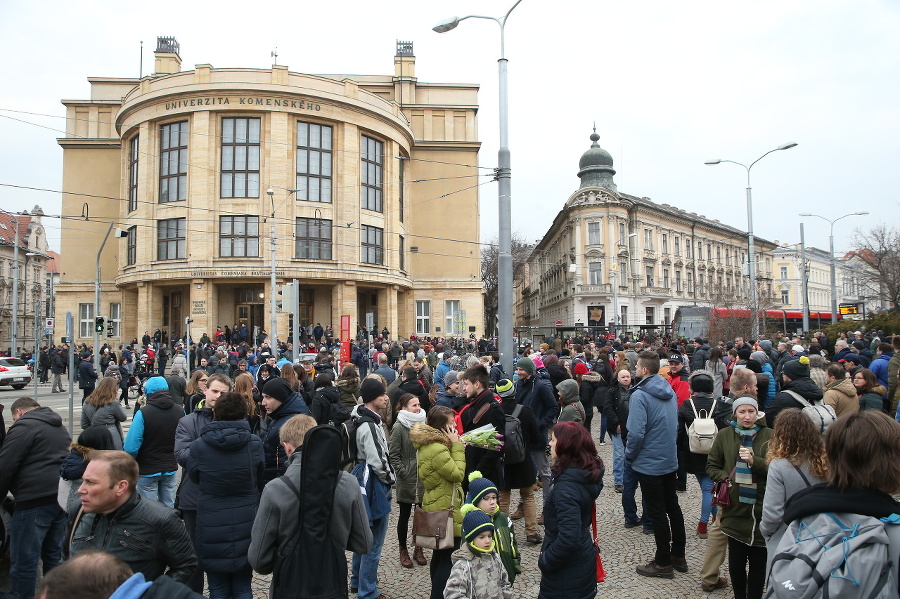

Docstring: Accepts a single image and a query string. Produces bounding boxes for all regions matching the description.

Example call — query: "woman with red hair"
[538,421,604,599]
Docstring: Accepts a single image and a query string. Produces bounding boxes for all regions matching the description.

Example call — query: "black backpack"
[272,426,346,599]
[503,404,527,465]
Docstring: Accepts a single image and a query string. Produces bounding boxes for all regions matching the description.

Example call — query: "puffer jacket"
[822,377,859,418]
[0,406,71,507]
[625,374,678,475]
[335,377,361,412]
[70,490,197,583]
[705,423,773,547]
[188,420,264,573]
[388,418,424,505]
[444,546,512,599]
[409,422,465,538]
[538,467,603,599]
[859,386,887,411]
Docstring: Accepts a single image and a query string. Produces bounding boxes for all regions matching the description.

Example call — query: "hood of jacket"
[336,377,360,394]
[553,467,603,495]
[269,391,307,420]
[198,420,252,451]
[826,377,857,399]
[316,385,341,402]
[634,373,676,401]
[782,377,824,402]
[581,371,603,384]
[145,390,176,410]
[783,483,900,525]
[409,422,450,448]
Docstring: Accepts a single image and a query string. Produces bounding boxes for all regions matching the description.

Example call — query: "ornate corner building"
[518,130,778,333]
[55,38,483,344]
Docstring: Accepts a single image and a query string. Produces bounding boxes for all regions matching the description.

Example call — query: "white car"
[0,357,31,389]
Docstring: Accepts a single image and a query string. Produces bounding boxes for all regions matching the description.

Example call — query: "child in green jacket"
[465,471,521,584]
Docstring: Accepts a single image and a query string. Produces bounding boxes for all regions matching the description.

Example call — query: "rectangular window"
[707,243,712,261]
[664,307,671,325]
[620,305,628,326]
[109,303,121,338]
[399,235,405,271]
[589,262,603,285]
[361,135,384,212]
[645,307,655,325]
[644,228,654,251]
[676,270,682,292]
[686,241,692,259]
[361,225,384,265]
[780,265,788,279]
[618,222,626,242]
[416,300,430,335]
[157,218,186,260]
[126,226,137,266]
[662,233,669,254]
[295,217,332,260]
[663,268,670,289]
[445,300,461,334]
[781,289,790,305]
[716,246,721,262]
[698,273,705,294]
[78,303,93,339]
[128,136,139,212]
[674,236,680,256]
[645,266,654,288]
[399,155,405,222]
[159,121,188,203]
[296,121,333,203]
[219,215,259,257]
[698,241,703,259]
[687,271,694,293]
[588,222,601,245]
[221,117,260,198]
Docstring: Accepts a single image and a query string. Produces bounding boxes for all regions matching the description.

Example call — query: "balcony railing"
[641,286,672,298]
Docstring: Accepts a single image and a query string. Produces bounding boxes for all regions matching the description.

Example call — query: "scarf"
[395,408,427,429]
[731,422,759,504]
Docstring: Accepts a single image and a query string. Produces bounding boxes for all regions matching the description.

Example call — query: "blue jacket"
[188,420,264,573]
[434,361,452,390]
[760,363,776,406]
[871,353,892,391]
[625,374,678,476]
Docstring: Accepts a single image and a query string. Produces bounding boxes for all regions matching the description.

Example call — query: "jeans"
[728,536,767,599]
[622,460,650,526]
[610,433,625,486]
[206,565,253,599]
[637,470,686,567]
[694,473,717,524]
[136,473,177,508]
[598,411,608,442]
[8,503,67,597]
[530,449,551,506]
[351,514,389,599]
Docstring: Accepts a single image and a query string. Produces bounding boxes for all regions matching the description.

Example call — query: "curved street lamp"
[705,142,797,339]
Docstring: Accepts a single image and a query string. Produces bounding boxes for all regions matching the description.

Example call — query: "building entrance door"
[235,304,264,341]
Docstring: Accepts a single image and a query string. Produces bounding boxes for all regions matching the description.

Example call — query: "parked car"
[0,357,31,389]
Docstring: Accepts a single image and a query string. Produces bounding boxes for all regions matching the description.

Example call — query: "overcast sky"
[1,0,897,259]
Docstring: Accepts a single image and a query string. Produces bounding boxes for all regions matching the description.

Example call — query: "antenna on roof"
[271,46,278,66]
[139,40,143,79]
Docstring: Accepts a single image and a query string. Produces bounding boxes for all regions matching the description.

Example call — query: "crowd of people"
[1,325,900,599]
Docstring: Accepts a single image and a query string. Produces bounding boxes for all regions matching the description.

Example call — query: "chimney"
[154,36,182,75]
[394,40,415,78]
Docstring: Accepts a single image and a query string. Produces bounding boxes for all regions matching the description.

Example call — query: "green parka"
[389,419,424,505]
[706,421,773,547]
[409,422,466,538]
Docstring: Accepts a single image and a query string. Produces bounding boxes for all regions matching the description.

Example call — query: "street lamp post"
[434,0,523,376]
[705,142,797,339]
[799,211,869,323]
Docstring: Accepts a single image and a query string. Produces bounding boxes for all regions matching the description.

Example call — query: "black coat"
[766,377,824,428]
[263,393,311,483]
[677,394,732,475]
[499,399,539,490]
[188,420,264,573]
[461,389,506,491]
[538,467,603,599]
[604,384,631,442]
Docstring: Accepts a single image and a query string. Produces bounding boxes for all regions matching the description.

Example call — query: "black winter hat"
[262,377,292,402]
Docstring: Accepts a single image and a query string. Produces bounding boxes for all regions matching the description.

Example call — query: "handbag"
[591,502,606,582]
[711,466,736,507]
[412,454,456,550]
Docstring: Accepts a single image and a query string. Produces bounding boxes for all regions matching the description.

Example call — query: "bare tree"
[851,225,900,313]
[481,234,532,336]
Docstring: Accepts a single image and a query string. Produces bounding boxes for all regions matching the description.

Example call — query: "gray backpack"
[766,511,898,599]
[782,390,836,436]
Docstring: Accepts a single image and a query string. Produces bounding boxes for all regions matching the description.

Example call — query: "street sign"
[555,320,563,327]
[46,318,54,328]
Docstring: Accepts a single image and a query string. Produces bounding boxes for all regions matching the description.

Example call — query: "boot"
[399,545,413,568]
[537,511,545,526]
[510,501,524,520]
[413,545,427,566]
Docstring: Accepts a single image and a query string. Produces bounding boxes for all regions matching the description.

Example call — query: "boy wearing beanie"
[444,502,512,599]
[466,472,520,584]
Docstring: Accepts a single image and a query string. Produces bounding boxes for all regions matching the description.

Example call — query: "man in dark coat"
[766,356,824,428]
[260,377,311,483]
[395,366,430,414]
[514,357,559,520]
[459,365,505,492]
[690,337,711,373]
[77,351,98,401]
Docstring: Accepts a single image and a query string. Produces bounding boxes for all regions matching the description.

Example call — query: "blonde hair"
[233,372,256,416]
[279,414,317,447]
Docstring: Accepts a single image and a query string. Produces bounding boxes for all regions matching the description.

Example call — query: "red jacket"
[669,373,690,406]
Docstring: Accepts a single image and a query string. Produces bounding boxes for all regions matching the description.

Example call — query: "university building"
[517,131,778,333]
[55,38,483,345]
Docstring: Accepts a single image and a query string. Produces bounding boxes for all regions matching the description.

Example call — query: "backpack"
[782,390,836,436]
[685,397,718,454]
[503,404,527,465]
[766,511,898,599]
[337,418,360,472]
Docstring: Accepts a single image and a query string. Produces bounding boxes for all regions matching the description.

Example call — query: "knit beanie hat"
[262,377,292,402]
[574,362,589,375]
[688,369,714,394]
[516,357,535,376]
[750,351,769,365]
[556,379,580,403]
[466,471,498,506]
[494,378,515,398]
[732,396,759,415]
[360,378,386,404]
[532,356,545,370]
[782,356,810,380]
[461,503,495,544]
[143,376,169,396]
[737,347,753,361]
[444,370,459,387]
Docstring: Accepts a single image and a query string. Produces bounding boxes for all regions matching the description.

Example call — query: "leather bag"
[412,456,456,550]
[711,466,736,507]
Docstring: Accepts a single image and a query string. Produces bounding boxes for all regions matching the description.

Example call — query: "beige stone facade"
[55,39,483,346]
[519,132,777,334]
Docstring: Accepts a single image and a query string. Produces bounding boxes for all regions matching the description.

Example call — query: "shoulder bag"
[412,453,456,550]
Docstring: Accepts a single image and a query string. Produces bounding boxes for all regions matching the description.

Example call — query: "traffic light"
[107,321,114,338]
[278,282,296,313]
[95,316,105,333]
